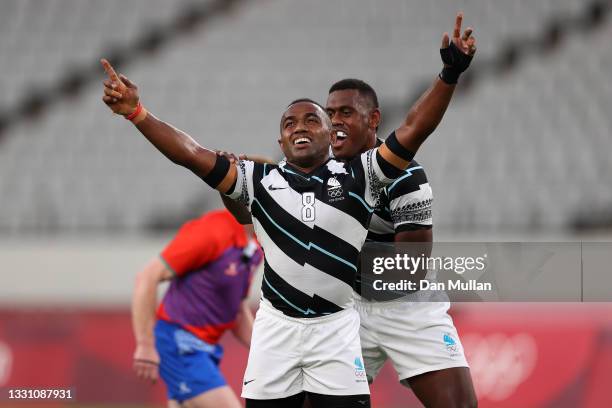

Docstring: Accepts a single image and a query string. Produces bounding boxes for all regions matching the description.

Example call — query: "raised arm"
[100,59,236,193]
[381,12,476,166]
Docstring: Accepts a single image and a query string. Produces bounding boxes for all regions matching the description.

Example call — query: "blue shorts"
[154,320,226,402]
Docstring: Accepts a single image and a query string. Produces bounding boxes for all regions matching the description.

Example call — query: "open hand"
[133,343,160,384]
[100,58,140,116]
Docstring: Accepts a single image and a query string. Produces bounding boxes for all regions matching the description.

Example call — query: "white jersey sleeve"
[225,159,256,208]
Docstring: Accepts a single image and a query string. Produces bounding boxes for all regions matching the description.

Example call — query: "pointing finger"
[441,32,450,48]
[100,58,120,82]
[453,12,463,40]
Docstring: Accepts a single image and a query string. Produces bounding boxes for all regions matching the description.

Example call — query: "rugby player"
[326,17,477,408]
[100,13,473,407]
[222,14,478,408]
[328,75,477,407]
[132,209,262,408]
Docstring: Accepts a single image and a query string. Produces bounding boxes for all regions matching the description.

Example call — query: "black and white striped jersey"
[225,147,399,318]
[366,140,433,242]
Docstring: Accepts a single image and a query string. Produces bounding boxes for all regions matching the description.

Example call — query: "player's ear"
[369,108,381,130]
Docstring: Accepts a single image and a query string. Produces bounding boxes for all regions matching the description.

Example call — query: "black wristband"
[439,42,473,84]
[385,131,415,162]
[439,67,460,84]
[202,155,230,188]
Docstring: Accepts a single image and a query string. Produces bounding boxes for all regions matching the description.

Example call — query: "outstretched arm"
[381,12,476,166]
[100,59,236,193]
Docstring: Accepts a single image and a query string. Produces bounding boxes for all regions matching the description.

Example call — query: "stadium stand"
[0,0,610,234]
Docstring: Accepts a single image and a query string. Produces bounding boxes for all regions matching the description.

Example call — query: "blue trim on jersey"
[348,192,374,213]
[281,167,324,183]
[387,166,423,192]
[252,198,357,271]
[263,163,268,176]
[263,274,315,315]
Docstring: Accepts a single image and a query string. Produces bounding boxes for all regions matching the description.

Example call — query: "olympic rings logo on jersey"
[327,177,344,201]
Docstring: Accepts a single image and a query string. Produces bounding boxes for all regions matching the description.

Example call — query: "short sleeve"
[225,160,256,209]
[160,211,245,277]
[354,146,405,208]
[388,165,433,232]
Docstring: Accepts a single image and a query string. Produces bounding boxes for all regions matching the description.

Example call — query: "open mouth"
[335,130,348,141]
[293,137,311,146]
[332,130,348,148]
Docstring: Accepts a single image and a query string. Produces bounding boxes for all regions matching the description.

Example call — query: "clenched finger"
[119,74,137,89]
[462,27,473,42]
[467,38,477,55]
[104,87,122,99]
[441,32,450,49]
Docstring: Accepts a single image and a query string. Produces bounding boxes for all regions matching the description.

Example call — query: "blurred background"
[0,0,611,406]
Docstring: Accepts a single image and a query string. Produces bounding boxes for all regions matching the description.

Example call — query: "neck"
[366,132,378,150]
[288,154,329,173]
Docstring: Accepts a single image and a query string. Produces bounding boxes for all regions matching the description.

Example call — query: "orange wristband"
[125,102,142,121]
[125,103,147,124]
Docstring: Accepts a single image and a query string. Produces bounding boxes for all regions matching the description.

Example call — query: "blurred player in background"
[131,209,262,408]
[101,12,473,407]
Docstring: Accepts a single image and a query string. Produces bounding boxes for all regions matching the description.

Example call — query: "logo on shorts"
[443,332,458,353]
[179,382,192,394]
[354,356,366,380]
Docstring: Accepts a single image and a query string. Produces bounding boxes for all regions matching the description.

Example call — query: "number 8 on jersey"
[301,192,316,222]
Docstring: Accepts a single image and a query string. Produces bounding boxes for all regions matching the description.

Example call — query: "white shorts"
[355,296,469,384]
[241,300,370,400]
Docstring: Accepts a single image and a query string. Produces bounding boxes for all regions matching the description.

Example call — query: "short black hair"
[281,98,330,130]
[328,79,379,109]
[287,98,326,111]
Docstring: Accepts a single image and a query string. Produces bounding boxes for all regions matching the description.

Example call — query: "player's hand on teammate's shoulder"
[133,343,160,384]
[216,150,276,165]
[216,150,240,164]
[439,12,477,84]
[100,58,140,116]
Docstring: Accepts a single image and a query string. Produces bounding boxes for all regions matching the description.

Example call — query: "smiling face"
[326,89,380,160]
[278,101,332,172]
